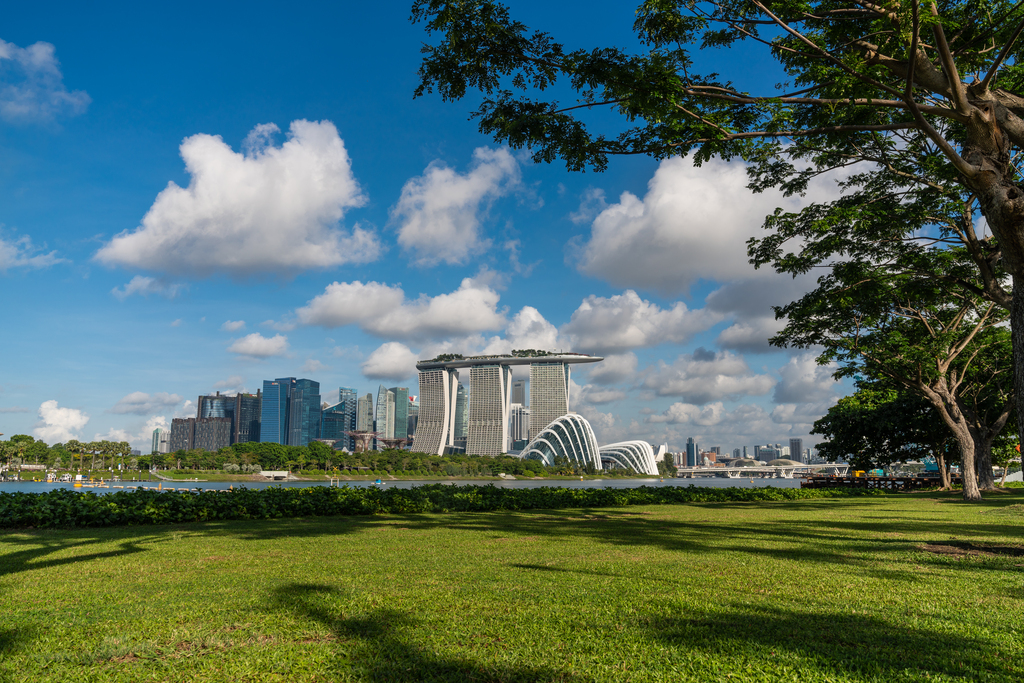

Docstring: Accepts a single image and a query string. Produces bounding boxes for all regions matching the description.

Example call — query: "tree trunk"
[1014,273,1024,469]
[953,426,982,501]
[974,434,997,491]
[936,452,950,490]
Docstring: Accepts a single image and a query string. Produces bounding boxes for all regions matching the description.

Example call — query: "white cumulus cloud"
[95,120,379,277]
[560,290,723,355]
[362,342,419,381]
[227,333,289,358]
[0,233,64,271]
[773,353,841,404]
[221,320,246,332]
[391,147,519,266]
[571,155,842,295]
[108,391,184,415]
[642,348,776,404]
[294,276,506,340]
[33,400,89,443]
[0,38,90,122]
[111,275,184,300]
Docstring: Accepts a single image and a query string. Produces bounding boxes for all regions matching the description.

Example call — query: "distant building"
[261,378,293,445]
[529,362,570,437]
[685,437,699,467]
[375,385,394,449]
[321,402,349,446]
[390,386,409,441]
[151,427,171,454]
[336,387,358,450]
[194,417,232,451]
[233,391,262,444]
[466,364,513,456]
[415,352,601,456]
[511,379,527,406]
[407,396,419,439]
[288,379,321,447]
[169,418,195,452]
[356,393,374,432]
[454,382,468,439]
[733,448,741,458]
[509,403,530,449]
[790,438,804,463]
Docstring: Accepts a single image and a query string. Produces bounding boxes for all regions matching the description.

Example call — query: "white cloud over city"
[294,276,506,340]
[108,391,184,415]
[33,400,89,442]
[391,147,520,266]
[227,333,289,358]
[94,120,379,277]
[641,348,776,404]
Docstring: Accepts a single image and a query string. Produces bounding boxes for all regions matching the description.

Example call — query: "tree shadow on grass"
[0,627,33,683]
[0,534,151,578]
[644,603,1022,680]
[273,582,586,683]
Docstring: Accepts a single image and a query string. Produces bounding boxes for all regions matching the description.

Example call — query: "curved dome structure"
[599,441,660,476]
[522,414,601,470]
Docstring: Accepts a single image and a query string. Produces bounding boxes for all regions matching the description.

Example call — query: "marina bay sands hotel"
[414,351,603,456]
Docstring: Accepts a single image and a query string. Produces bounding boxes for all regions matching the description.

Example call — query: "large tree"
[412,0,1024,447]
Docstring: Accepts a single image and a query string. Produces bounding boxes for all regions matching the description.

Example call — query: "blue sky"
[1,1,849,454]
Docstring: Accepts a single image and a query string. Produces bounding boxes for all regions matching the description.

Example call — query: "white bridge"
[675,464,849,479]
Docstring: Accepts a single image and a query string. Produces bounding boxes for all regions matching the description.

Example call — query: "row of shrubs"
[0,484,885,529]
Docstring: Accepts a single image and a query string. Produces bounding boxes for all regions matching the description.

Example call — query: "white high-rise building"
[415,352,602,456]
[467,364,513,456]
[151,427,170,454]
[415,367,460,455]
[529,362,571,438]
[374,385,395,450]
[509,403,530,448]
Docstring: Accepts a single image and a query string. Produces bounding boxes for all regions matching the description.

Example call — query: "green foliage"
[813,382,955,469]
[0,485,882,530]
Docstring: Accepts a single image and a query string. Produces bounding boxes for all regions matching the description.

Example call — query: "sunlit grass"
[1,489,1022,682]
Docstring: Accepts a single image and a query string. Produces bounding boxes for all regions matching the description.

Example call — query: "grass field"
[1,489,1022,682]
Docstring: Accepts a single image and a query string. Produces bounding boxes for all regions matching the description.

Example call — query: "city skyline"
[1,2,850,454]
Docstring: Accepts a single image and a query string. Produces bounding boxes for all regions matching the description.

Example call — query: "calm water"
[0,476,802,495]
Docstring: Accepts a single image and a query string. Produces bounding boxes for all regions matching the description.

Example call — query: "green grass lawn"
[1,489,1021,682]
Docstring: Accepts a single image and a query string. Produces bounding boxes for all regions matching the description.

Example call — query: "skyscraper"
[151,427,170,454]
[356,393,374,432]
[261,378,294,444]
[339,387,358,450]
[454,382,468,439]
[194,418,232,451]
[375,385,394,449]
[466,364,513,456]
[509,403,530,449]
[407,396,418,439]
[415,366,460,455]
[288,379,321,447]
[321,402,351,445]
[789,438,804,463]
[415,353,602,455]
[170,418,196,452]
[529,362,571,437]
[390,386,409,440]
[233,390,262,444]
[511,379,527,406]
[685,437,699,467]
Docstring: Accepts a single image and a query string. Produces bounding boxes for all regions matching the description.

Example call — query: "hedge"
[0,484,885,529]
